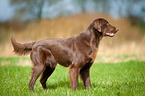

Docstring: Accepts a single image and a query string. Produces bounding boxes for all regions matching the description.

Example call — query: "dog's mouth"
[105,33,115,37]
[105,28,119,37]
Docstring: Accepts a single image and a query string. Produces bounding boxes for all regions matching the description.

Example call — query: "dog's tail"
[11,36,36,55]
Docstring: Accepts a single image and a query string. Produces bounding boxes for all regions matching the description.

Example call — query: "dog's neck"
[80,23,103,48]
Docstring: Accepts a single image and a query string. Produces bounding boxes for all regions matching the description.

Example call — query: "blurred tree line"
[10,0,59,20]
[10,0,145,23]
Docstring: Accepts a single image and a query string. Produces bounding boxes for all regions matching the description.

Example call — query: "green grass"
[0,57,145,96]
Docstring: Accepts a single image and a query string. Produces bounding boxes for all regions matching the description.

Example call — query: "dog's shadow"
[46,80,103,90]
[47,80,71,89]
[46,80,87,90]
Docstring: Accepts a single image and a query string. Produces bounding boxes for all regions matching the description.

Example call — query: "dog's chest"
[79,49,98,67]
[88,48,97,61]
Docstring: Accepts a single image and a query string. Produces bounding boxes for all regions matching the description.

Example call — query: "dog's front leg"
[69,65,80,90]
[80,67,91,89]
[80,61,93,89]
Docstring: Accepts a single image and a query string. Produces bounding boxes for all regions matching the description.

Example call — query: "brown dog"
[11,18,118,91]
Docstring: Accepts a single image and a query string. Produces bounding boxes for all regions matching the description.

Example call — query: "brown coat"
[11,18,118,91]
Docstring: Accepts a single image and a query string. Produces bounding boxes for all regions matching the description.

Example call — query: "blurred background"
[0,0,145,62]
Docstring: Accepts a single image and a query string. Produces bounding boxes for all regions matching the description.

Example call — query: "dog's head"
[92,18,119,37]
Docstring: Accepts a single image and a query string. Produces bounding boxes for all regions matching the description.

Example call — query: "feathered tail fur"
[11,36,36,55]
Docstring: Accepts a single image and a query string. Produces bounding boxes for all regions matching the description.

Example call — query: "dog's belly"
[56,58,72,67]
[53,54,72,67]
[49,48,73,67]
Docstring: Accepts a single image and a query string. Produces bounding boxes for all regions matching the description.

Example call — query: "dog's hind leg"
[40,66,55,89]
[37,47,57,90]
[29,65,44,91]
[29,46,48,91]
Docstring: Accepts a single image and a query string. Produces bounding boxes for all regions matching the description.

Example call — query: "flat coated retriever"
[11,18,118,91]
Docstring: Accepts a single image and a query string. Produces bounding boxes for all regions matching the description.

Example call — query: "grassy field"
[0,13,144,96]
[0,57,145,96]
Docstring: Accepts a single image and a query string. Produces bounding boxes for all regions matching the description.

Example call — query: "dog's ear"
[92,21,102,32]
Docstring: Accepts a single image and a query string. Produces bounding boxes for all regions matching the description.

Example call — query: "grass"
[0,57,145,96]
